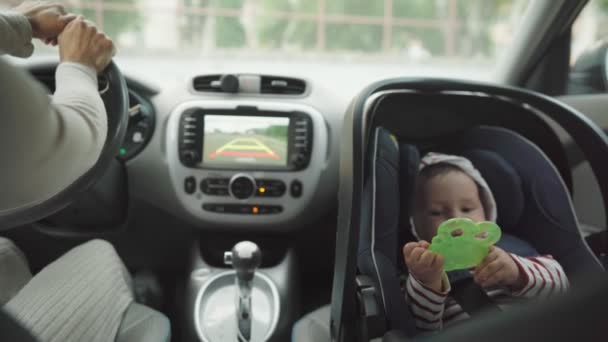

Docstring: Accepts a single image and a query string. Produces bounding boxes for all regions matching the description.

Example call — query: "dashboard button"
[215,188,229,196]
[200,179,210,193]
[184,176,196,194]
[214,178,229,186]
[291,153,307,168]
[256,179,286,197]
[290,180,303,198]
[203,204,227,213]
[203,204,282,214]
[207,188,229,196]
[269,206,283,214]
[182,150,199,165]
[201,178,230,196]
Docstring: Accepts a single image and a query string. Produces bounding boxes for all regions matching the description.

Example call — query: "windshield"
[14,0,531,83]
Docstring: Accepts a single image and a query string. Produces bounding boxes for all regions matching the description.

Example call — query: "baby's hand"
[472,246,524,289]
[403,241,445,292]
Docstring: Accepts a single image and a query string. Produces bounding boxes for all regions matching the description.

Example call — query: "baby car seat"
[357,125,604,337]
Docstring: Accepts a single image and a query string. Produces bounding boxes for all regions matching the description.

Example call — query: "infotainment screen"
[203,115,290,167]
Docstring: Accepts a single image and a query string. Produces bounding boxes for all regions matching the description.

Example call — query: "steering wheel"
[0,62,129,230]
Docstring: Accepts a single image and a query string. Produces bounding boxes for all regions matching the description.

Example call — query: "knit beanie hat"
[411,152,497,239]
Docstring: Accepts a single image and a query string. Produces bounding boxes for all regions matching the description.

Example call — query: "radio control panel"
[198,177,287,198]
[184,175,298,216]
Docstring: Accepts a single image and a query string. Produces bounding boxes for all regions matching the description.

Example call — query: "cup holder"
[194,270,280,342]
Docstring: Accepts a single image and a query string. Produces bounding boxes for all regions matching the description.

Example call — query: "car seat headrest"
[397,145,525,236]
[460,149,525,231]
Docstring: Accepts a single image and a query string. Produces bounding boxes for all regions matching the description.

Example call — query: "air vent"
[192,75,222,92]
[261,76,306,95]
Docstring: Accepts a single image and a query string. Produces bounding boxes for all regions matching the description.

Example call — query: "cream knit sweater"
[0,11,107,213]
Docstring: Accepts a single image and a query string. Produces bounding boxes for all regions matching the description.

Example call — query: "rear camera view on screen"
[203,115,289,167]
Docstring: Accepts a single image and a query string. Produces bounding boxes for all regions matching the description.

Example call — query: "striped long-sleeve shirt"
[405,254,569,332]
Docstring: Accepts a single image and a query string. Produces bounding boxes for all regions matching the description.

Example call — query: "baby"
[403,153,568,332]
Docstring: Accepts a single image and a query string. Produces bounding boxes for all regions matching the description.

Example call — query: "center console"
[166,100,329,229]
[168,99,326,339]
[185,240,298,342]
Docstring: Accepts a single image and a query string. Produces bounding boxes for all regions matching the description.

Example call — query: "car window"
[571,0,608,65]
[568,0,608,94]
[7,0,531,83]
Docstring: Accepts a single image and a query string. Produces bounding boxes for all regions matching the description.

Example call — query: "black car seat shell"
[331,78,608,342]
[359,125,603,337]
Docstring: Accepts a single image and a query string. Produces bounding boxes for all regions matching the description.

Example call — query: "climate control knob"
[229,174,257,200]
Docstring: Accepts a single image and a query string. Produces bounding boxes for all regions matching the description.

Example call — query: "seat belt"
[448,271,502,317]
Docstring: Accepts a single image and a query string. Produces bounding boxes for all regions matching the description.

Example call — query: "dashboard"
[122,73,341,232]
[24,60,607,236]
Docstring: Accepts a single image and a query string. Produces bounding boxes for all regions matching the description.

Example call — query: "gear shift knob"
[231,241,262,282]
[224,241,262,342]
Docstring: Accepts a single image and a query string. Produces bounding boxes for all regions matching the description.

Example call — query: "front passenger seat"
[0,238,170,342]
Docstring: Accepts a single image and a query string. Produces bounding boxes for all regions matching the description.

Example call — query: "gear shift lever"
[224,241,262,342]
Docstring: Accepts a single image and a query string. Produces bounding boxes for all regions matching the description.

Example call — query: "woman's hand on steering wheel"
[58,17,115,74]
[15,1,75,45]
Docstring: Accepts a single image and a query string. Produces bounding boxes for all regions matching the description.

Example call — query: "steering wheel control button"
[184,177,196,194]
[229,174,257,199]
[255,179,286,197]
[290,180,303,198]
[132,131,144,143]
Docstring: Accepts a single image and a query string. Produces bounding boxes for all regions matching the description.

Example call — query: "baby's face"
[413,170,487,241]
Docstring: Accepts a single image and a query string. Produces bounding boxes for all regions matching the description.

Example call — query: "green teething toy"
[428,218,502,271]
